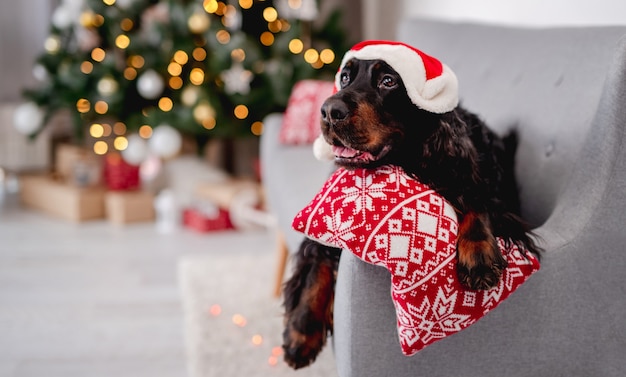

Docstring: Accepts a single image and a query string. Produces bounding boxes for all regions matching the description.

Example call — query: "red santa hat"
[335,40,458,113]
[314,40,459,161]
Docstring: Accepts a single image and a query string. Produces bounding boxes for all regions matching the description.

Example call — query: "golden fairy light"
[102,123,112,137]
[202,118,216,130]
[169,76,183,89]
[76,99,91,113]
[139,125,153,138]
[124,67,137,80]
[303,48,319,64]
[263,7,278,22]
[216,30,231,44]
[189,68,205,85]
[114,136,128,151]
[231,48,246,62]
[260,32,274,46]
[288,0,302,9]
[120,18,133,31]
[215,1,227,16]
[188,12,211,33]
[251,121,263,136]
[90,123,104,138]
[268,20,282,33]
[173,50,189,65]
[80,61,94,74]
[311,59,324,69]
[129,55,145,68]
[168,62,183,76]
[239,0,253,9]
[320,49,335,64]
[193,101,216,123]
[113,122,126,135]
[203,0,218,13]
[251,334,263,346]
[91,47,106,62]
[234,104,249,119]
[93,14,105,27]
[93,141,108,155]
[115,34,130,49]
[232,314,247,327]
[193,47,207,61]
[94,100,108,114]
[288,39,304,54]
[103,0,116,6]
[158,97,174,112]
[80,11,96,27]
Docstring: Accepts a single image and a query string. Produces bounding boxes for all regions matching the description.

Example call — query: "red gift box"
[182,207,233,232]
[103,152,140,191]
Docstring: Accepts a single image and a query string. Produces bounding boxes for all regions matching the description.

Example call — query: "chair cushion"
[293,165,540,355]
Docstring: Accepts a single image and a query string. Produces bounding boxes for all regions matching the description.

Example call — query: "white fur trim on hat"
[313,134,334,161]
[335,40,458,114]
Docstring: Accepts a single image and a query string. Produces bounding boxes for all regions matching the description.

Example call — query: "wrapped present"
[20,174,105,222]
[105,190,155,225]
[55,143,102,187]
[103,152,140,191]
[182,204,233,232]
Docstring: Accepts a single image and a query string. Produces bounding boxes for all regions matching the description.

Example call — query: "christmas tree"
[18,0,348,160]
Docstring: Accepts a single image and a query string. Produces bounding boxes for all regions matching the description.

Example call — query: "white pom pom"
[13,102,44,135]
[137,69,165,99]
[149,124,182,159]
[121,134,149,165]
[313,135,334,161]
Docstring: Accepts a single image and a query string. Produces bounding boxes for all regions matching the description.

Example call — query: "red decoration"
[102,152,140,191]
[279,80,334,145]
[293,166,540,355]
[183,207,233,232]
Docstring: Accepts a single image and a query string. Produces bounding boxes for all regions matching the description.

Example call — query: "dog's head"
[318,41,458,168]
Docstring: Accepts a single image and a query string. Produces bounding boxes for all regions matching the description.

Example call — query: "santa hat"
[314,40,459,161]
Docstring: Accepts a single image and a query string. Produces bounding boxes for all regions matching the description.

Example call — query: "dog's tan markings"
[456,211,507,290]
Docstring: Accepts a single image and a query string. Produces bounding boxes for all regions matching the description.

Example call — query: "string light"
[80,61,94,74]
[260,32,274,46]
[120,18,134,31]
[168,62,183,76]
[129,55,145,68]
[268,20,282,33]
[113,122,126,135]
[169,76,183,89]
[124,67,137,80]
[103,0,116,6]
[303,48,319,64]
[251,334,263,346]
[288,39,303,54]
[93,141,108,155]
[234,104,249,119]
[44,36,61,54]
[102,123,112,137]
[216,30,230,44]
[76,99,90,113]
[232,314,247,327]
[231,48,245,62]
[239,0,253,9]
[114,136,128,151]
[263,7,278,22]
[320,49,335,64]
[193,47,207,61]
[158,97,174,112]
[173,50,189,65]
[93,14,105,27]
[91,47,106,62]
[203,0,218,13]
[251,121,263,136]
[90,123,104,138]
[139,125,153,138]
[190,68,205,85]
[115,34,131,49]
[209,304,222,316]
[94,100,109,114]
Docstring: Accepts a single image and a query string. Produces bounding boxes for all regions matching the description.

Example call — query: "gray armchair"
[261,18,626,377]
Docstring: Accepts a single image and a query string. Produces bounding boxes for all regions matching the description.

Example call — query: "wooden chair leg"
[273,232,289,297]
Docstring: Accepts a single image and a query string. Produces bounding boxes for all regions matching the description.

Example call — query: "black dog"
[282,53,540,369]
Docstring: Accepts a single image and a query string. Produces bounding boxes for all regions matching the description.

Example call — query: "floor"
[0,190,275,377]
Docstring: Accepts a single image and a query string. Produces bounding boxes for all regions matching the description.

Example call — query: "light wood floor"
[0,191,274,377]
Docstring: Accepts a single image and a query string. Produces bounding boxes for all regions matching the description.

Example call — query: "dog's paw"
[456,252,507,290]
[282,322,327,369]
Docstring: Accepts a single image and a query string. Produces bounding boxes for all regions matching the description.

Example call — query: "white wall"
[403,0,626,27]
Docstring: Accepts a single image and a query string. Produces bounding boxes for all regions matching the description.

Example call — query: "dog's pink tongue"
[332,146,359,158]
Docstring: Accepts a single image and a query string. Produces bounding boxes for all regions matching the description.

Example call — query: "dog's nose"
[321,98,349,123]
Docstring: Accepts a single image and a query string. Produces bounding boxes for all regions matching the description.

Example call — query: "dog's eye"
[380,75,397,88]
[340,72,350,87]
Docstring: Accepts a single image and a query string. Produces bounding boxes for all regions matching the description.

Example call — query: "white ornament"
[51,5,73,29]
[149,124,182,159]
[137,69,165,99]
[32,64,49,82]
[221,63,253,95]
[121,134,149,165]
[97,76,119,96]
[13,102,44,135]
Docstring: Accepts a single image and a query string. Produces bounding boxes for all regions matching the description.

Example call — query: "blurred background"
[0,1,624,377]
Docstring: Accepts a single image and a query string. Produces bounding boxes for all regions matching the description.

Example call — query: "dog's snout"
[321,98,349,124]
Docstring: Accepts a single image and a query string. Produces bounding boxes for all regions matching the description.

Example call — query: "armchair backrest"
[398,19,626,229]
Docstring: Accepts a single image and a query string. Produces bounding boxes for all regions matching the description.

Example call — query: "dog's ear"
[313,135,334,161]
